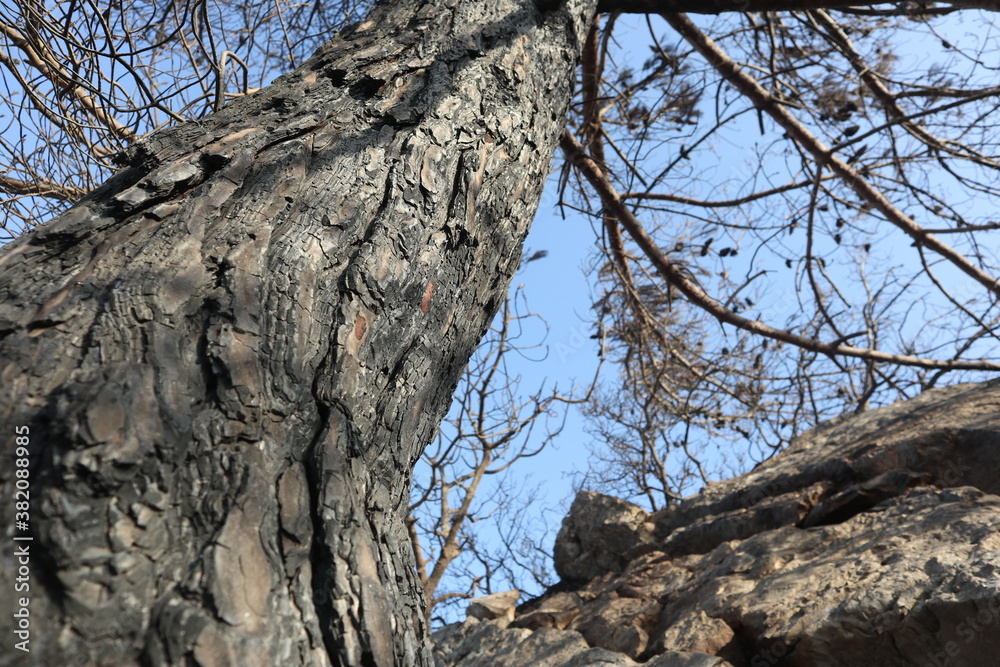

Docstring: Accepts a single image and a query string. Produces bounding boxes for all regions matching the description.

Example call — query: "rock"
[645,652,734,667]
[553,492,656,583]
[572,593,661,656]
[432,621,639,667]
[434,380,1000,667]
[656,611,739,663]
[466,590,520,624]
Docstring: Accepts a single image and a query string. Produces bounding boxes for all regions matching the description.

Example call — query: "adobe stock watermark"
[553,322,601,363]
[881,594,1000,667]
[935,456,972,488]
[749,638,791,667]
[10,425,33,654]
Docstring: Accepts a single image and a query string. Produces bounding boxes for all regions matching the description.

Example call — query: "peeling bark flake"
[420,282,434,313]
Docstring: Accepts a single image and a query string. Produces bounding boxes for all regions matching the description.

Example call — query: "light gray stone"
[553,492,655,583]
[466,590,521,624]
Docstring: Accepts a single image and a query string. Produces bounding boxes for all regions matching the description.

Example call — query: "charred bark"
[0,0,596,664]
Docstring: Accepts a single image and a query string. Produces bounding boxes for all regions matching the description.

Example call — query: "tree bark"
[0,0,596,664]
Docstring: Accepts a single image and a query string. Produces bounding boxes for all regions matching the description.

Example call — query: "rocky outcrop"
[433,380,1000,667]
[553,492,656,583]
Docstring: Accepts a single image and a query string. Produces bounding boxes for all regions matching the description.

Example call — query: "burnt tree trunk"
[0,0,596,664]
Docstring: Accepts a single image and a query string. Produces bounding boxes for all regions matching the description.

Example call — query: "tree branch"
[806,8,999,169]
[663,12,1000,300]
[0,22,137,145]
[598,0,1000,14]
[0,174,89,203]
[560,130,1000,372]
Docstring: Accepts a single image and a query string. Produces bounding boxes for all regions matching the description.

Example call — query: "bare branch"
[560,130,1000,372]
[598,0,1000,15]
[663,12,1000,300]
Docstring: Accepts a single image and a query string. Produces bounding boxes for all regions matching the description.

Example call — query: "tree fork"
[0,0,596,664]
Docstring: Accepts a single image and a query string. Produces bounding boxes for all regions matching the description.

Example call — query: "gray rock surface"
[466,590,521,624]
[433,380,1000,667]
[553,492,656,583]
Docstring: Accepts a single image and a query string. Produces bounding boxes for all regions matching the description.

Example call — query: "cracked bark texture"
[0,0,597,664]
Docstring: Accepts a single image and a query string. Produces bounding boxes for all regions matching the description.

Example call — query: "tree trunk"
[0,0,595,664]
